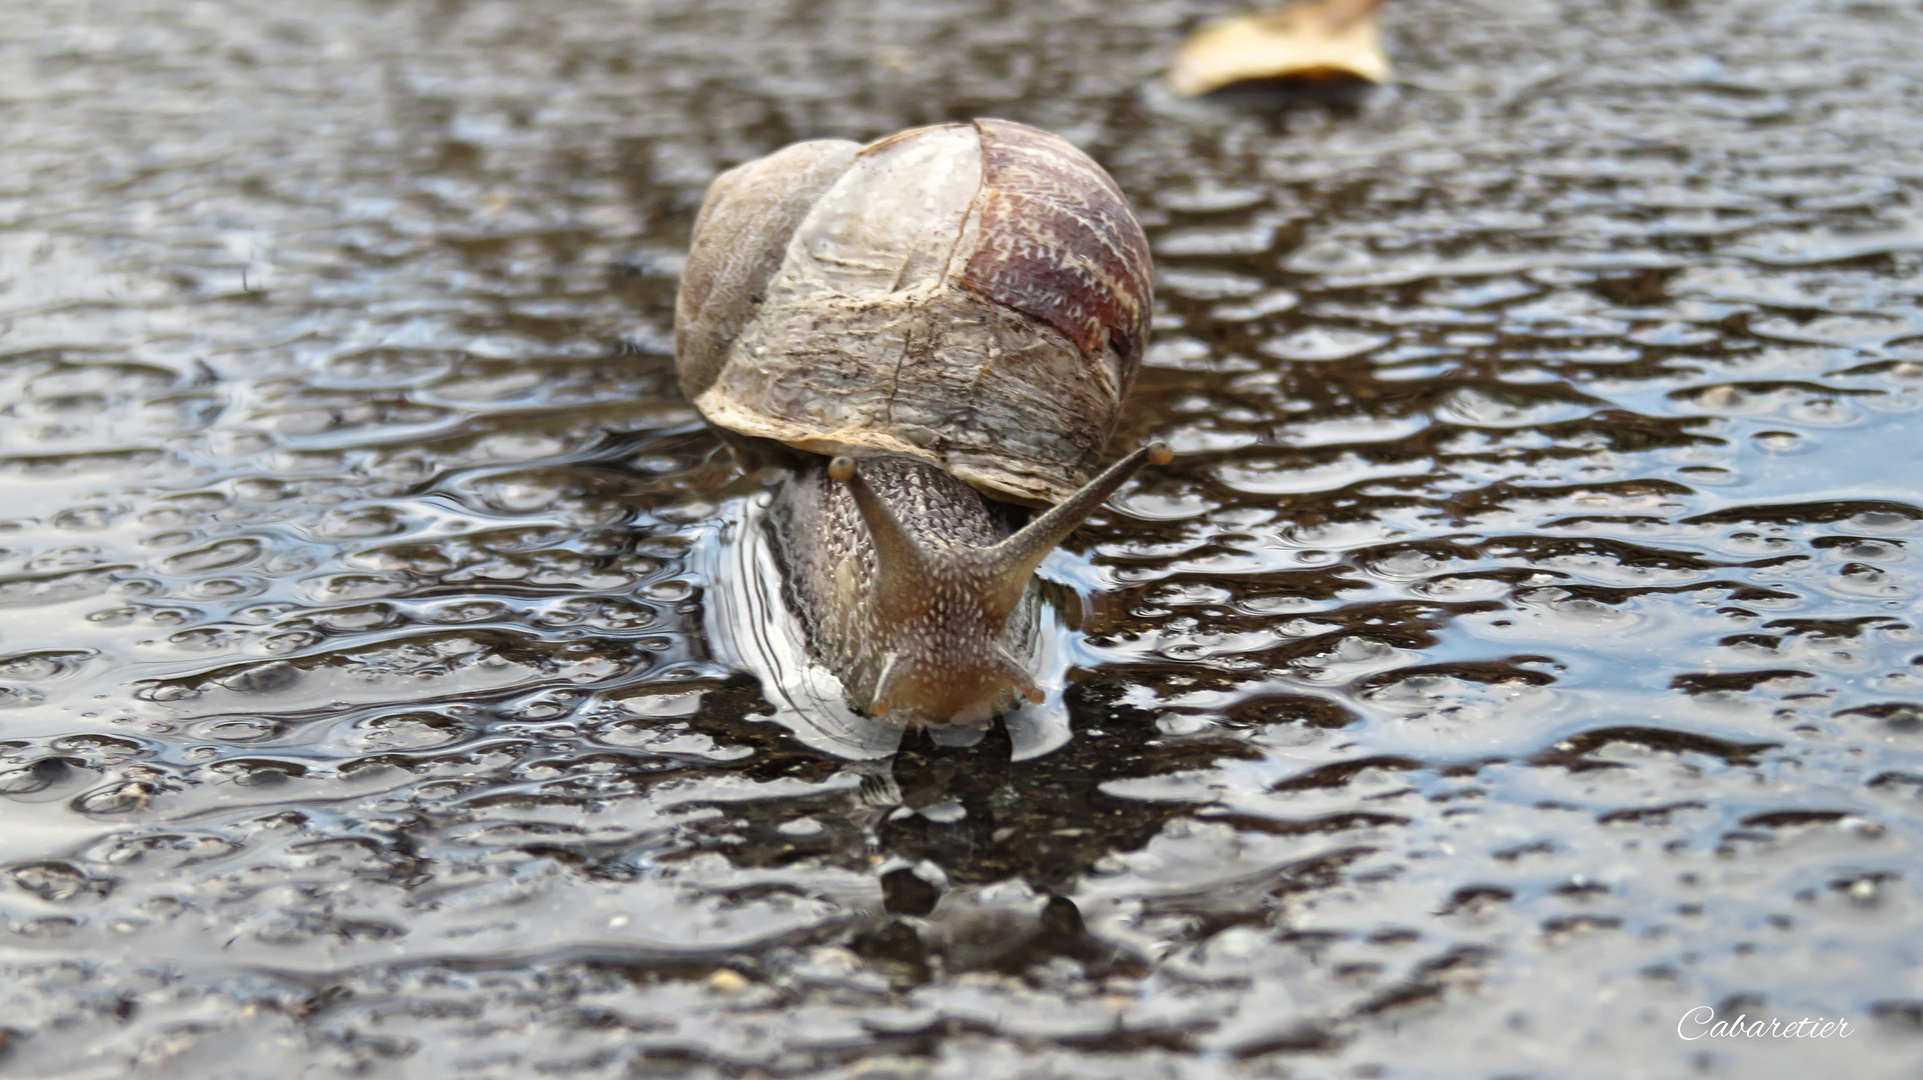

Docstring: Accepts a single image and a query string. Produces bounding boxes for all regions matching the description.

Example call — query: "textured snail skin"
[764,444,1169,727]
[768,455,1036,727]
[675,119,1160,726]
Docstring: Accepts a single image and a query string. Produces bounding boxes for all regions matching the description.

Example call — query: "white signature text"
[1677,1006,1853,1041]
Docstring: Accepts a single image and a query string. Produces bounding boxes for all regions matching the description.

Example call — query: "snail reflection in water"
[675,119,1167,732]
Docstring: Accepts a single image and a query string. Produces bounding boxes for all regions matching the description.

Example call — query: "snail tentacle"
[978,440,1172,620]
[870,650,904,715]
[994,645,1045,705]
[832,455,936,616]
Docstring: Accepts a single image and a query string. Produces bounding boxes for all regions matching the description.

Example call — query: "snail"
[675,118,1167,728]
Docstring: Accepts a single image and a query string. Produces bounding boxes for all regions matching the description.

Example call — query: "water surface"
[3,0,1923,1076]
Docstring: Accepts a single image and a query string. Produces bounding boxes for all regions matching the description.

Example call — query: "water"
[2,0,1922,1076]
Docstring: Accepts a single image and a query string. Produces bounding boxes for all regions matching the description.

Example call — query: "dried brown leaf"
[1168,0,1390,97]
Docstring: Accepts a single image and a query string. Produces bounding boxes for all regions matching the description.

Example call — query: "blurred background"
[2,0,1923,1076]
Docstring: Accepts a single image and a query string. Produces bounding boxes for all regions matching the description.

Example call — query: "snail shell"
[676,120,1161,727]
[675,118,1152,506]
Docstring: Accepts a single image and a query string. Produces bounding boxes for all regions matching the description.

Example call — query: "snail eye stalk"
[977,440,1171,622]
[831,456,935,613]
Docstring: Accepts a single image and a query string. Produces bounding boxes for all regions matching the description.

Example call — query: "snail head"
[828,440,1172,726]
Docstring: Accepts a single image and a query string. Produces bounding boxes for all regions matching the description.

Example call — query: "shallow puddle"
[2,0,1922,1076]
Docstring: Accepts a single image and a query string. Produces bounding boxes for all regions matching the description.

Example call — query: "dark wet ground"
[3,0,1923,1076]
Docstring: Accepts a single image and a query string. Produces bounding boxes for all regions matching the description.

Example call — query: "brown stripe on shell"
[959,119,1152,384]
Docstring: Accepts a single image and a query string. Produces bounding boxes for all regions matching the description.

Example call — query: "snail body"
[676,119,1162,727]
